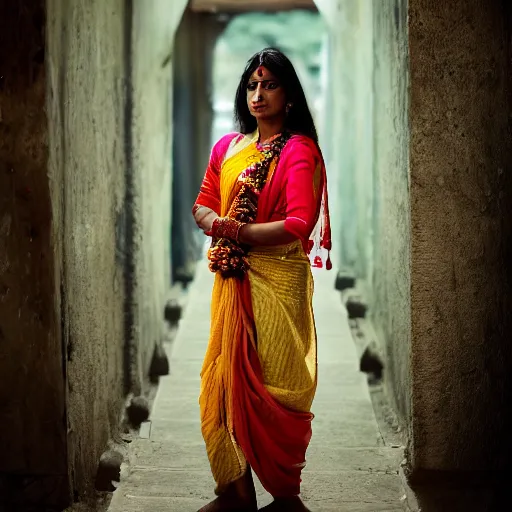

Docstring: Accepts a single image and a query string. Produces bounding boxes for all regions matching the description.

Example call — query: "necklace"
[208,131,291,278]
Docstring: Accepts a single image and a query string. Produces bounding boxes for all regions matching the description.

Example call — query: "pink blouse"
[195,133,323,245]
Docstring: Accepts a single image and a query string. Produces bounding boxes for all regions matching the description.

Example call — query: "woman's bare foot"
[259,496,311,512]
[198,495,256,512]
[198,470,258,512]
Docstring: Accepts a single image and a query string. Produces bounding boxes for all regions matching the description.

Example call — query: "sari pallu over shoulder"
[255,134,331,269]
[194,132,330,497]
[195,132,241,215]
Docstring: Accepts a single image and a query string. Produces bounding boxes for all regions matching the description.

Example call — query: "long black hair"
[234,48,318,142]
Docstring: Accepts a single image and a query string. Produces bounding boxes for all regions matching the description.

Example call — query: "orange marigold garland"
[208,132,291,279]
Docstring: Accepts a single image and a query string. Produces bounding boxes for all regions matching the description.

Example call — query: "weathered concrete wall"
[128,0,188,393]
[46,0,128,501]
[172,9,227,284]
[0,1,69,506]
[408,0,512,473]
[318,0,411,425]
[371,0,411,427]
[316,0,380,281]
[325,2,359,269]
[319,0,512,478]
[352,1,375,284]
[1,0,192,507]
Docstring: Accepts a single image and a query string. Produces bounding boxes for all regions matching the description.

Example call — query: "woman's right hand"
[194,206,218,234]
[200,212,218,235]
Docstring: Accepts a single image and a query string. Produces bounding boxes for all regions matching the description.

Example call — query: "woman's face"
[246,66,287,123]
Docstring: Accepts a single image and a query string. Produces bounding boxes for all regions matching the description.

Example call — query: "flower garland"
[208,132,291,279]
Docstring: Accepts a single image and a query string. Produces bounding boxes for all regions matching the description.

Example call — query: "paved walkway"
[109,260,406,512]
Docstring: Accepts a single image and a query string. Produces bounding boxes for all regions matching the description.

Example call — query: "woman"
[192,48,331,512]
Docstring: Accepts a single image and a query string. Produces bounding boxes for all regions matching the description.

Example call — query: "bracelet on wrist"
[212,217,245,244]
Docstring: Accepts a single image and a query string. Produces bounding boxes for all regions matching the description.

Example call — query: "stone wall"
[317,1,357,269]
[317,0,411,425]
[408,0,512,474]
[323,0,512,475]
[0,0,189,507]
[172,9,227,284]
[0,1,69,506]
[46,0,128,501]
[128,0,189,394]
[371,0,411,427]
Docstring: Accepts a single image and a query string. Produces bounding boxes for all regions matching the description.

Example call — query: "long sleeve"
[283,139,322,240]
[194,133,239,215]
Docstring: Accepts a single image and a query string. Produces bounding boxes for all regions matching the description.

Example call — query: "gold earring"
[286,103,293,114]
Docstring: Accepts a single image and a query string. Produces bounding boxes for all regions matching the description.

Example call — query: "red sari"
[194,130,331,497]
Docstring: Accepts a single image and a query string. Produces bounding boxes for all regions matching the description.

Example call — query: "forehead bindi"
[249,66,276,82]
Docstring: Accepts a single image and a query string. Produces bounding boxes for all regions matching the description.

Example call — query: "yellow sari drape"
[199,137,317,492]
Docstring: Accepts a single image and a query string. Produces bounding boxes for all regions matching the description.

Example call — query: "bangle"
[212,217,245,244]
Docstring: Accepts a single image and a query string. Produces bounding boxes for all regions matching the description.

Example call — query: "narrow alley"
[1,0,512,511]
[108,258,405,511]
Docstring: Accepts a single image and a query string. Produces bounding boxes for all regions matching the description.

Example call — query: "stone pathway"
[108,260,407,511]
